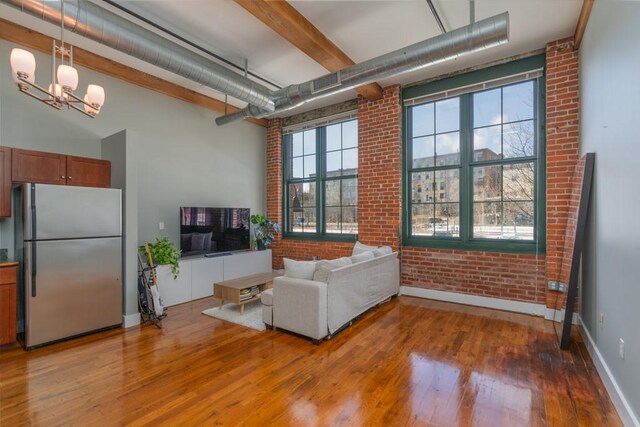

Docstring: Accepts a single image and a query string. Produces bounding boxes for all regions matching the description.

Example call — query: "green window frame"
[282,118,359,242]
[403,55,546,254]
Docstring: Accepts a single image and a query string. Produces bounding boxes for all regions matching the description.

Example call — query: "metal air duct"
[215,12,509,125]
[1,0,276,112]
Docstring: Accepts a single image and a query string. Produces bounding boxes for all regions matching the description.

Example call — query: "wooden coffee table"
[213,271,282,314]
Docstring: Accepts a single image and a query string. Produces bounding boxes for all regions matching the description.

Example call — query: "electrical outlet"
[619,339,625,360]
[159,222,165,230]
[599,313,604,330]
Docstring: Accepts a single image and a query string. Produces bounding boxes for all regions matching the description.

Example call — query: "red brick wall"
[545,37,581,307]
[357,85,402,250]
[266,86,401,269]
[265,39,580,308]
[402,248,546,303]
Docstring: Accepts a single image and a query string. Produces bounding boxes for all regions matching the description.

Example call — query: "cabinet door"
[0,266,17,345]
[66,156,111,188]
[12,148,66,185]
[0,147,10,218]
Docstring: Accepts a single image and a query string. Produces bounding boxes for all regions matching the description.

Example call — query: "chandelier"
[9,1,105,118]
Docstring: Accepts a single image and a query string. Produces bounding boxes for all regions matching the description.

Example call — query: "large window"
[283,119,358,239]
[404,61,544,253]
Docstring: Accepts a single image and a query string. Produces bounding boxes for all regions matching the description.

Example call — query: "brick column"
[545,38,580,307]
[357,85,402,250]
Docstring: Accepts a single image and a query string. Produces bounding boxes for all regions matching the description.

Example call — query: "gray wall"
[0,39,267,259]
[101,130,139,318]
[579,1,640,423]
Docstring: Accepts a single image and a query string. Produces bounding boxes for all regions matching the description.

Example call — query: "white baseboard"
[400,286,546,316]
[544,307,580,325]
[400,286,580,324]
[579,318,639,427]
[122,312,141,328]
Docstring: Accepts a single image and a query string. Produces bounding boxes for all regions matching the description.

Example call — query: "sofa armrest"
[273,277,328,340]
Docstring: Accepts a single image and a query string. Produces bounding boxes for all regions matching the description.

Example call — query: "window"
[404,63,544,253]
[283,119,358,239]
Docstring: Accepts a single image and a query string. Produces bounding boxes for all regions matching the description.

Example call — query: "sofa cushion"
[352,241,378,256]
[373,246,393,257]
[313,257,352,283]
[351,251,375,264]
[284,258,317,280]
[261,288,273,306]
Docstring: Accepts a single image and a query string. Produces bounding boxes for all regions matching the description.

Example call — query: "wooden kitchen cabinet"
[12,148,67,185]
[0,147,10,218]
[66,156,111,188]
[0,262,18,346]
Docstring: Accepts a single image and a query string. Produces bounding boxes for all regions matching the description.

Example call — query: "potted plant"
[250,214,281,250]
[139,237,181,279]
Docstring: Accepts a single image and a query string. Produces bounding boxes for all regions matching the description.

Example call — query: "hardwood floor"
[0,296,621,426]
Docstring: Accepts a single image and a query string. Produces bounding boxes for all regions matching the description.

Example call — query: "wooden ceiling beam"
[573,0,594,50]
[233,0,384,101]
[0,18,267,127]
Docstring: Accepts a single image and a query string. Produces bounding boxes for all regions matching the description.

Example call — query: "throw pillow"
[202,232,213,251]
[190,233,207,252]
[373,246,393,257]
[284,258,317,280]
[351,251,375,264]
[313,257,352,283]
[352,241,378,256]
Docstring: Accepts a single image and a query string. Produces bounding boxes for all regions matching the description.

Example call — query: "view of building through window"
[408,80,537,242]
[285,119,358,235]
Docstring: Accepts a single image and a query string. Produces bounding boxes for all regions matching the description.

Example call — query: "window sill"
[402,236,545,254]
[283,233,358,243]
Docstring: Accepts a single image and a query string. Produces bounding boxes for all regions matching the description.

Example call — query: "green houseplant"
[140,237,181,279]
[250,214,281,250]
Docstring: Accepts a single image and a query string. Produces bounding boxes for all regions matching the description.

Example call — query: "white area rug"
[202,300,265,331]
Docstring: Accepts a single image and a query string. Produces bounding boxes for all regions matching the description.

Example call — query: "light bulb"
[48,83,68,100]
[10,48,36,79]
[83,95,98,116]
[86,84,105,107]
[57,64,78,91]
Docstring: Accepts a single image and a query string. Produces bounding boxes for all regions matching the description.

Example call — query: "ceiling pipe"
[426,0,447,34]
[1,0,276,112]
[215,12,509,126]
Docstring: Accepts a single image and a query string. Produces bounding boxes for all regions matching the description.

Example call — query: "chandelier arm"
[67,102,96,118]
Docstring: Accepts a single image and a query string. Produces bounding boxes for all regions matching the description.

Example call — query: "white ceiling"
[1,0,583,119]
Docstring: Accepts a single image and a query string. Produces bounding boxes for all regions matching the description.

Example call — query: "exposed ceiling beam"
[573,0,594,50]
[0,18,267,127]
[233,0,384,101]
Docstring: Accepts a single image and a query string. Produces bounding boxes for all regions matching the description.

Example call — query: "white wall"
[579,1,640,424]
[0,39,266,259]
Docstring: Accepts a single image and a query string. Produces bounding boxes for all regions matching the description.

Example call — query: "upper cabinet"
[12,149,67,185]
[66,156,111,188]
[0,147,11,217]
[0,148,111,218]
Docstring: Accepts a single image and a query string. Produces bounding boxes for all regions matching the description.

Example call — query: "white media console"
[155,249,272,307]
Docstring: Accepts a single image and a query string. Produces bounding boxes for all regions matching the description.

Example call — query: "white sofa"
[261,252,399,343]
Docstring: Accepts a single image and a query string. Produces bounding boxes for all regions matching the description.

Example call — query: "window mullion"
[461,93,472,242]
[317,126,324,236]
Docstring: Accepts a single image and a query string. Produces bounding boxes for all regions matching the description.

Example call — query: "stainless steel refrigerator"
[15,183,122,349]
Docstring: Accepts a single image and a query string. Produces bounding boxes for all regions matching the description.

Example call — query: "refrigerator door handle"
[31,243,37,297]
[31,184,37,297]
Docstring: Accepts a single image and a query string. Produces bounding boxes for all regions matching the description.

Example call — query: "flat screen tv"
[180,207,250,256]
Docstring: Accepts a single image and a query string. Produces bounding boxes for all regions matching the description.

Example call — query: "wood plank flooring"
[0,296,621,426]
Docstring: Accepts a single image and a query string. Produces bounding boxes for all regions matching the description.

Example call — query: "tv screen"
[180,207,250,256]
